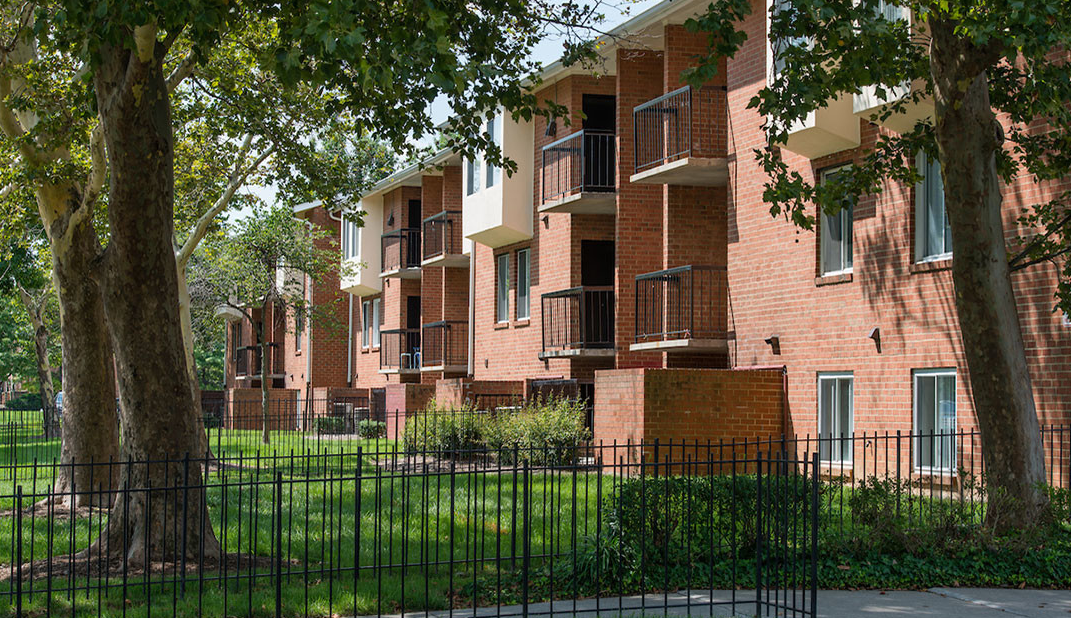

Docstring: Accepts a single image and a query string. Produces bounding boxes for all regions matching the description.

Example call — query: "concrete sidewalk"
[356,588,1071,618]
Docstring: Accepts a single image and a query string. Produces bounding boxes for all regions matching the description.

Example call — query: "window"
[342,217,360,261]
[770,0,812,81]
[295,309,304,352]
[516,249,530,320]
[915,152,952,262]
[914,369,956,471]
[231,323,242,360]
[485,115,500,189]
[372,298,381,347]
[820,167,853,275]
[818,373,853,463]
[362,300,372,348]
[362,298,382,348]
[466,155,481,196]
[496,253,510,323]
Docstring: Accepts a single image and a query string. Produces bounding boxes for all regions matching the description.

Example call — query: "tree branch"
[1009,245,1071,273]
[1008,209,1071,269]
[167,50,197,93]
[176,136,276,267]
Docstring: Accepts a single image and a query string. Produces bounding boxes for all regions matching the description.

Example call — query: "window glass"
[486,115,499,189]
[372,298,381,347]
[914,370,956,470]
[496,254,510,323]
[818,373,853,463]
[516,249,530,320]
[915,152,952,261]
[820,168,854,274]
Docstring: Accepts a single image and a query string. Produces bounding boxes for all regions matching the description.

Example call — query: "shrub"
[484,397,591,466]
[357,419,386,439]
[314,416,347,435]
[5,392,42,411]
[402,404,485,457]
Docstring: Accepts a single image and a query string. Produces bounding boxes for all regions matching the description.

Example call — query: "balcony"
[630,86,728,187]
[234,343,284,379]
[422,211,468,268]
[420,320,468,373]
[539,130,617,215]
[632,265,730,353]
[380,228,422,279]
[379,329,421,374]
[779,95,860,160]
[539,286,615,360]
[853,81,934,135]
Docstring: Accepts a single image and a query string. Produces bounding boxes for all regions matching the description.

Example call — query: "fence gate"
[755,450,821,617]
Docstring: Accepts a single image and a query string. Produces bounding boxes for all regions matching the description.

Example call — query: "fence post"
[811,451,820,617]
[521,460,530,618]
[181,453,190,593]
[755,451,763,618]
[275,471,283,618]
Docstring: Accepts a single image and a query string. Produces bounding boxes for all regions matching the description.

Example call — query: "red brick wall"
[384,382,435,439]
[593,367,785,462]
[434,378,525,409]
[225,388,299,430]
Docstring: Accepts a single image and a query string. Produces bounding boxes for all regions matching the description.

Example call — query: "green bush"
[357,419,386,439]
[402,404,485,457]
[5,392,42,411]
[314,416,347,435]
[485,397,591,466]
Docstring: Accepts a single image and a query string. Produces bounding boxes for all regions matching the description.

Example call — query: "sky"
[233,0,663,220]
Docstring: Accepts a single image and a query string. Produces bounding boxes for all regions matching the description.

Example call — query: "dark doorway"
[580,240,615,347]
[581,94,617,192]
[581,240,615,286]
[406,296,421,369]
[407,199,422,265]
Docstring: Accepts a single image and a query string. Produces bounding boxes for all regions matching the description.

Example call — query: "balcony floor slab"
[380,267,422,280]
[629,157,729,187]
[537,348,616,360]
[630,338,729,353]
[538,192,616,215]
[421,254,470,268]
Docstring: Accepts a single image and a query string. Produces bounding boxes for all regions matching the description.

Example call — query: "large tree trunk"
[16,286,58,438]
[929,18,1047,530]
[91,35,219,564]
[49,214,120,506]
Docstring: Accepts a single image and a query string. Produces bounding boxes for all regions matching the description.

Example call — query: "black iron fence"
[381,228,421,274]
[540,286,615,354]
[420,320,467,370]
[379,328,421,372]
[541,130,616,204]
[422,210,463,261]
[635,265,730,344]
[633,85,725,173]
[0,443,820,618]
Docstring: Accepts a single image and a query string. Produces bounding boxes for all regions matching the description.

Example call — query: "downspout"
[468,249,475,377]
[346,293,354,386]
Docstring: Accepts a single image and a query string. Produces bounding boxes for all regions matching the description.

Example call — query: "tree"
[0,239,61,437]
[685,0,1071,528]
[2,0,604,565]
[191,204,346,444]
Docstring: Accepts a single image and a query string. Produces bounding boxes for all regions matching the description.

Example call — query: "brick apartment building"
[221,202,362,419]
[265,0,1066,470]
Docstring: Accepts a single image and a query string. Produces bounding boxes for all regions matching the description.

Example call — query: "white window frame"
[496,253,510,323]
[485,114,501,189]
[466,155,481,196]
[817,372,854,464]
[516,248,530,320]
[913,368,957,473]
[819,166,854,276]
[372,298,381,348]
[914,152,952,263]
[342,217,360,261]
[362,300,372,349]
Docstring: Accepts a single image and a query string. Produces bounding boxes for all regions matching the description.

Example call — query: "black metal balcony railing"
[541,286,615,352]
[381,228,421,273]
[422,211,463,261]
[420,320,468,369]
[379,328,421,372]
[541,130,616,204]
[633,85,723,173]
[635,265,729,343]
[234,343,283,377]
